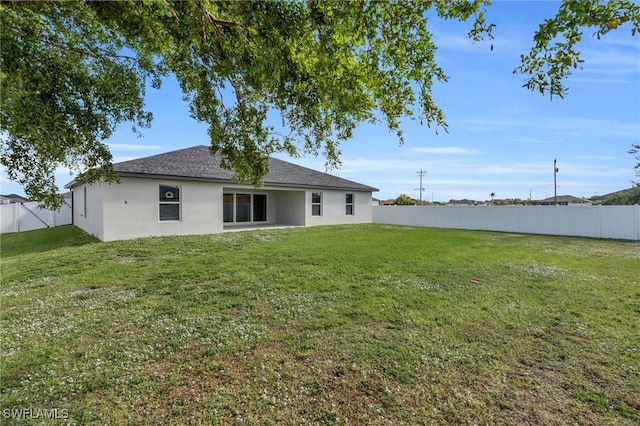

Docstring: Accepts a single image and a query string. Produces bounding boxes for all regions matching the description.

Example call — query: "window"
[83,187,87,218]
[223,193,267,223]
[312,192,322,216]
[346,193,354,215]
[159,185,180,221]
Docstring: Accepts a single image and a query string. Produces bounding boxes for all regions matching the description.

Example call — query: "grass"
[0,226,98,258]
[1,224,639,425]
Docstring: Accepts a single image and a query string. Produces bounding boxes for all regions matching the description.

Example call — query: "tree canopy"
[602,186,640,205]
[1,0,639,208]
[394,193,417,205]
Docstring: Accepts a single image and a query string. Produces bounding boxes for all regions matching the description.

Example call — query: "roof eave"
[108,171,378,192]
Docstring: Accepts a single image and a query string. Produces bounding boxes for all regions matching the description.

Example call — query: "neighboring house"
[448,199,480,206]
[65,145,378,242]
[0,193,31,204]
[532,195,592,206]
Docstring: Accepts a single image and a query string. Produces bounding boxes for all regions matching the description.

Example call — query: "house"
[447,199,480,206]
[532,195,592,206]
[0,193,31,204]
[65,145,378,242]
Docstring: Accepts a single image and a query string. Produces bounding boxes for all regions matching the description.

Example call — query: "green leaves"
[515,0,640,99]
[1,1,497,207]
[2,1,636,208]
[394,193,417,205]
[1,1,153,208]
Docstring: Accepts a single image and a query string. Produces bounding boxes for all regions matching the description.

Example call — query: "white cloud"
[572,76,633,84]
[54,166,73,176]
[511,136,562,145]
[112,155,146,164]
[581,41,640,72]
[463,115,639,139]
[410,146,477,154]
[434,33,486,52]
[432,26,514,55]
[107,143,162,151]
[306,157,430,174]
[462,117,531,132]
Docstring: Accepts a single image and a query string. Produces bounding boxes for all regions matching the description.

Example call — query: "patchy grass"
[1,225,638,425]
[0,226,98,258]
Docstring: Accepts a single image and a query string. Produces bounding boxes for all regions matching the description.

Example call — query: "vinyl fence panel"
[373,205,640,240]
[0,201,72,234]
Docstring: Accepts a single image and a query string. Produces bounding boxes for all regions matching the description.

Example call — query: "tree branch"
[7,25,139,63]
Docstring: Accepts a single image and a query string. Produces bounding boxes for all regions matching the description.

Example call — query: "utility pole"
[554,159,559,205]
[416,169,426,205]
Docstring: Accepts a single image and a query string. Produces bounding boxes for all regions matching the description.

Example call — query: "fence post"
[9,203,18,233]
[636,204,640,241]
[598,204,602,239]
[16,203,20,233]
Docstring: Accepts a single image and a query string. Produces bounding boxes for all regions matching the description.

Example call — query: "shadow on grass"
[0,225,99,258]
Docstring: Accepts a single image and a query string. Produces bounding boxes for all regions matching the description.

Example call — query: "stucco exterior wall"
[98,177,223,241]
[273,190,306,226]
[73,178,222,241]
[71,178,374,241]
[305,189,372,226]
[72,182,105,240]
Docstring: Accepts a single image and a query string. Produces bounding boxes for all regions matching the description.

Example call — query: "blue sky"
[2,1,639,202]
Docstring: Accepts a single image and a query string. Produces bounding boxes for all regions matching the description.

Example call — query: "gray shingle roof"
[102,145,377,192]
[535,195,591,204]
[0,193,31,203]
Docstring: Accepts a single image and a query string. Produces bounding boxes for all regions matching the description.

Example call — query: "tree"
[602,187,640,205]
[602,144,640,205]
[630,144,640,184]
[2,0,639,208]
[494,198,531,206]
[394,194,417,205]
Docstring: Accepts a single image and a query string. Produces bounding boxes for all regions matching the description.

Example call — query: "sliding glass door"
[223,193,267,223]
[223,193,233,223]
[253,194,267,222]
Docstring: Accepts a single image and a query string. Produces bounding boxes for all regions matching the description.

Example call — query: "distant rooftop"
[0,193,30,203]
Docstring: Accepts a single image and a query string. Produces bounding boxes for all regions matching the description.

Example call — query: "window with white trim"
[345,193,354,215]
[312,192,322,216]
[159,185,181,221]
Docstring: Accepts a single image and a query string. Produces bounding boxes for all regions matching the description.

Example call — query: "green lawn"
[1,225,639,425]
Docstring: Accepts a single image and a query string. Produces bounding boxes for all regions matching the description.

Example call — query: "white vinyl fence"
[0,201,72,234]
[373,205,640,240]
